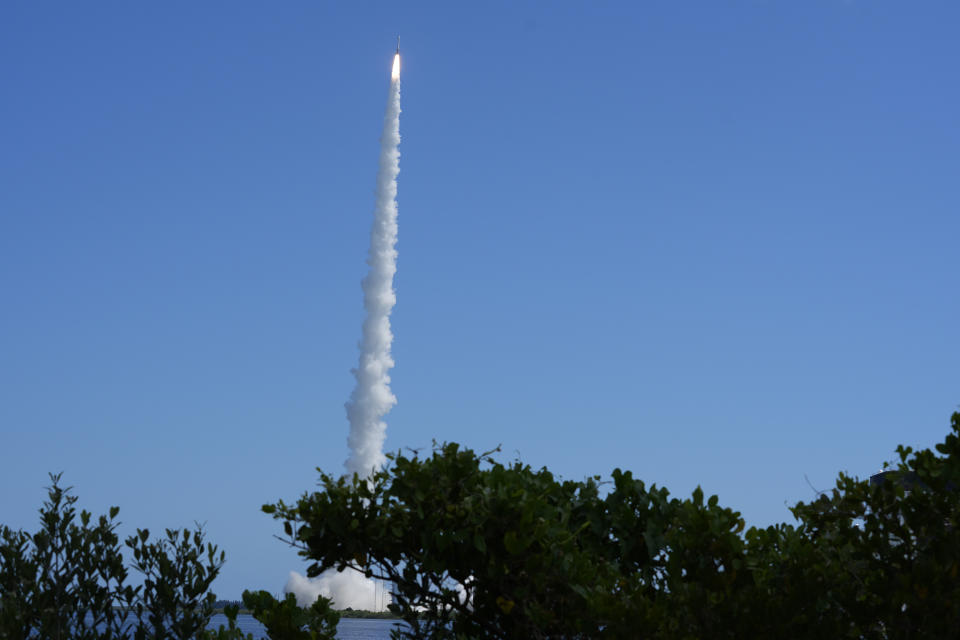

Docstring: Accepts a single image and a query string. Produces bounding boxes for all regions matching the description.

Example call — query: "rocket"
[396,36,400,55]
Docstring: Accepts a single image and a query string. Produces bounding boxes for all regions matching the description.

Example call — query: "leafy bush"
[0,475,339,640]
[267,412,960,639]
[6,411,959,639]
[241,590,338,640]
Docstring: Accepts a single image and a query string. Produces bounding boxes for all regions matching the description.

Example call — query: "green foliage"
[127,526,227,639]
[0,474,138,640]
[6,412,959,639]
[268,413,960,639]
[241,590,339,640]
[780,410,960,639]
[268,443,612,639]
[0,475,338,640]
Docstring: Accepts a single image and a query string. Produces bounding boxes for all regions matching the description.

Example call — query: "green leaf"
[503,531,522,555]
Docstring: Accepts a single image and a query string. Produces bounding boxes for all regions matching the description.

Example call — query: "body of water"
[208,614,404,639]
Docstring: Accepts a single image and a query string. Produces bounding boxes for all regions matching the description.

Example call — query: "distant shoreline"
[212,608,399,620]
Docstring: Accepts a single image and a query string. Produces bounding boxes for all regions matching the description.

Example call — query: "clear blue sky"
[2,1,957,599]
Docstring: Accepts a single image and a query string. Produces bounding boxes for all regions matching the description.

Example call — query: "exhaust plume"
[286,50,401,612]
[344,52,402,478]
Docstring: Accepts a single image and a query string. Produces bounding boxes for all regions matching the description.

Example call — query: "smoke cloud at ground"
[285,570,383,611]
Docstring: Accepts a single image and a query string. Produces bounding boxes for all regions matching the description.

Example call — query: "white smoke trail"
[344,52,401,478]
[286,52,401,612]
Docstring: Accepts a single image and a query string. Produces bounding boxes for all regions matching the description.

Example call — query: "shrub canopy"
[267,412,960,640]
